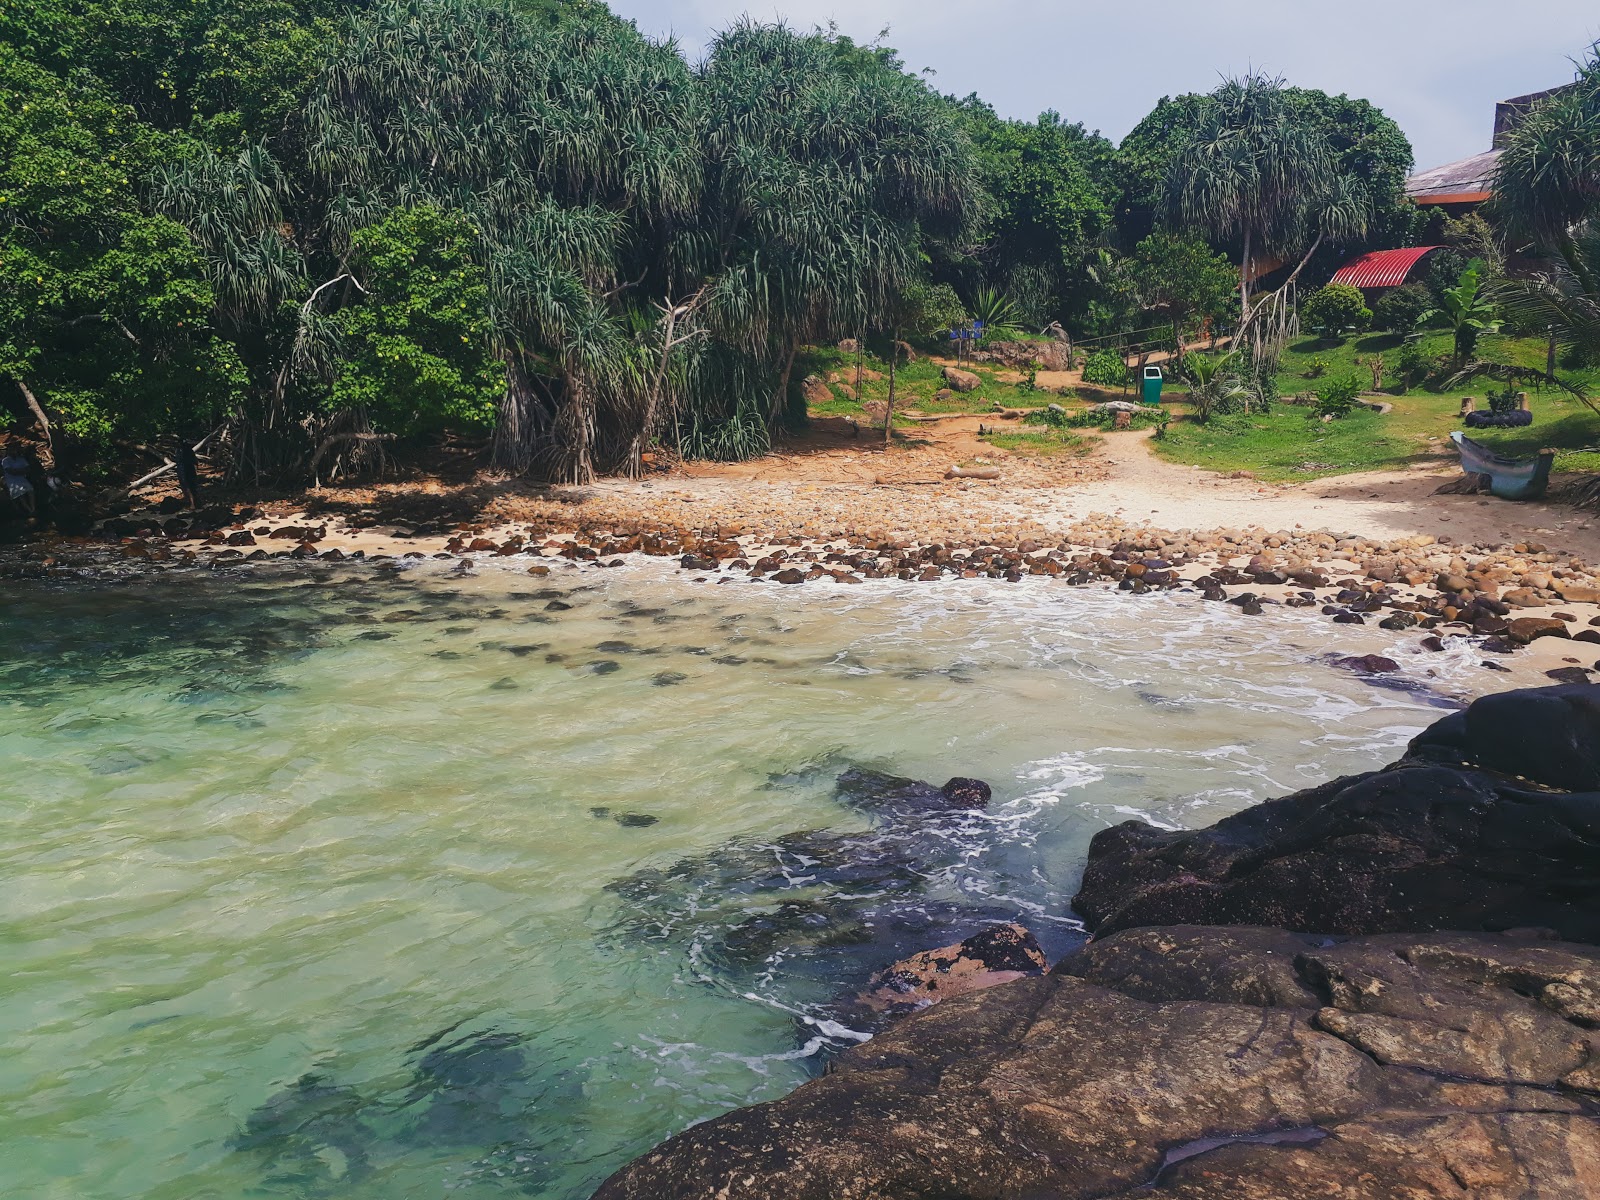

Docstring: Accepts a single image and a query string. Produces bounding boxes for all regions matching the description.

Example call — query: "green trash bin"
[1141,365,1164,405]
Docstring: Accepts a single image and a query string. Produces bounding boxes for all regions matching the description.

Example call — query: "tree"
[1163,73,1367,321]
[948,97,1117,326]
[689,21,981,452]
[1301,283,1371,338]
[331,207,503,437]
[0,49,243,456]
[1129,233,1236,358]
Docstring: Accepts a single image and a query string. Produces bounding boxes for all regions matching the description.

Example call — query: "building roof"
[1331,246,1445,290]
[1405,149,1500,205]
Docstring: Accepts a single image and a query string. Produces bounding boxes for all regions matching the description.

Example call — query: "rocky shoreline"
[10,497,1600,692]
[593,684,1600,1199]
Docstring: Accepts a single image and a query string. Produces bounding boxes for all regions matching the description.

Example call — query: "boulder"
[941,366,981,393]
[801,375,832,407]
[1075,685,1600,943]
[592,925,1600,1200]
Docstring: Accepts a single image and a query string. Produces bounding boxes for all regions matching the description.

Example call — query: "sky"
[608,0,1600,172]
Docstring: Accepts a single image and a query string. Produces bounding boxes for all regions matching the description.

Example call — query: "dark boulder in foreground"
[592,925,1600,1199]
[1075,684,1600,943]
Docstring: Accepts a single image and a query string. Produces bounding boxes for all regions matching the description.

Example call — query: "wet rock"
[833,768,991,816]
[615,813,659,828]
[1076,685,1600,943]
[852,923,1045,1017]
[593,926,1600,1200]
[650,671,688,687]
[1507,616,1570,644]
[1548,666,1594,684]
[1330,654,1399,675]
[587,660,621,675]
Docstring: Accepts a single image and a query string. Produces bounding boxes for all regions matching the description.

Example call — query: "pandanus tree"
[301,0,701,482]
[1493,46,1600,368]
[685,21,982,453]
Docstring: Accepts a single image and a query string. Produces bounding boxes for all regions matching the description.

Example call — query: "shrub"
[1313,373,1363,418]
[1303,356,1331,378]
[1394,339,1432,392]
[1081,349,1130,387]
[1373,283,1431,334]
[1302,283,1371,337]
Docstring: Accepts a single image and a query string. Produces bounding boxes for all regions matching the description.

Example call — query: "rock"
[592,925,1600,1200]
[1547,667,1594,684]
[1075,685,1600,943]
[1560,584,1600,604]
[772,567,805,584]
[837,339,859,354]
[941,366,981,393]
[801,375,832,407]
[1503,587,1543,607]
[1506,616,1570,644]
[1436,572,1472,593]
[834,769,991,816]
[853,923,1045,1016]
[1331,654,1399,675]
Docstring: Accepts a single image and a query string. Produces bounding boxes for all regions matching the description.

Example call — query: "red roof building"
[1330,246,1445,293]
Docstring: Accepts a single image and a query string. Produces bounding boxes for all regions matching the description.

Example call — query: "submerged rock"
[591,925,1600,1199]
[604,767,1049,999]
[1075,684,1600,943]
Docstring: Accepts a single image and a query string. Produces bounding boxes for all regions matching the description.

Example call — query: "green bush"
[1372,283,1431,334]
[1301,283,1371,337]
[1313,373,1363,418]
[1080,349,1130,387]
[1304,356,1330,378]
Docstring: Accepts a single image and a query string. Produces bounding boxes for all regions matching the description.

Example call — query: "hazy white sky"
[608,0,1599,171]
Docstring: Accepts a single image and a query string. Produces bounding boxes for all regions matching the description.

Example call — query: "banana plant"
[1421,263,1502,367]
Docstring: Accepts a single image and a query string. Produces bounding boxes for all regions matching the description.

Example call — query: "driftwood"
[945,465,1001,480]
[310,430,397,474]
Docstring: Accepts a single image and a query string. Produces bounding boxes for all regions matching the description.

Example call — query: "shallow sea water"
[0,558,1476,1199]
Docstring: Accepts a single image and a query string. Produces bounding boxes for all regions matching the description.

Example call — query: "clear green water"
[1,560,1471,1199]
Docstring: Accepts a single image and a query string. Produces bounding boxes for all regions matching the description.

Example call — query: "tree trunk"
[773,341,798,427]
[492,353,540,475]
[884,326,899,446]
[15,379,54,468]
[1240,226,1253,322]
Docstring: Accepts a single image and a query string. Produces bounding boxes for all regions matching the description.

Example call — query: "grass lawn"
[1152,328,1600,481]
[980,426,1098,457]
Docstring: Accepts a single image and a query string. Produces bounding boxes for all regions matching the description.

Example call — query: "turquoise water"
[1,559,1466,1198]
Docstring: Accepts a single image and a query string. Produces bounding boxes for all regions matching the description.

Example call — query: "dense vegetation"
[4,0,1591,490]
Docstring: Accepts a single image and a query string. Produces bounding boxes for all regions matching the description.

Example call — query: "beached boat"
[1448,430,1555,500]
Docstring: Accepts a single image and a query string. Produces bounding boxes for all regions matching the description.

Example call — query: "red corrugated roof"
[1331,246,1444,290]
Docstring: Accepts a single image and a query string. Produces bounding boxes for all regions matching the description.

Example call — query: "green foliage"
[1373,282,1431,335]
[1181,350,1261,422]
[970,287,1023,338]
[897,282,969,337]
[1304,357,1330,378]
[949,97,1116,326]
[1313,373,1363,418]
[1425,262,1501,364]
[1130,232,1236,329]
[1080,349,1130,388]
[1161,72,1370,303]
[1302,283,1371,336]
[331,207,502,434]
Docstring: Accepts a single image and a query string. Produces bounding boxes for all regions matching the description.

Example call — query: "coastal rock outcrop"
[592,924,1600,1199]
[1075,684,1600,944]
[593,684,1600,1198]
